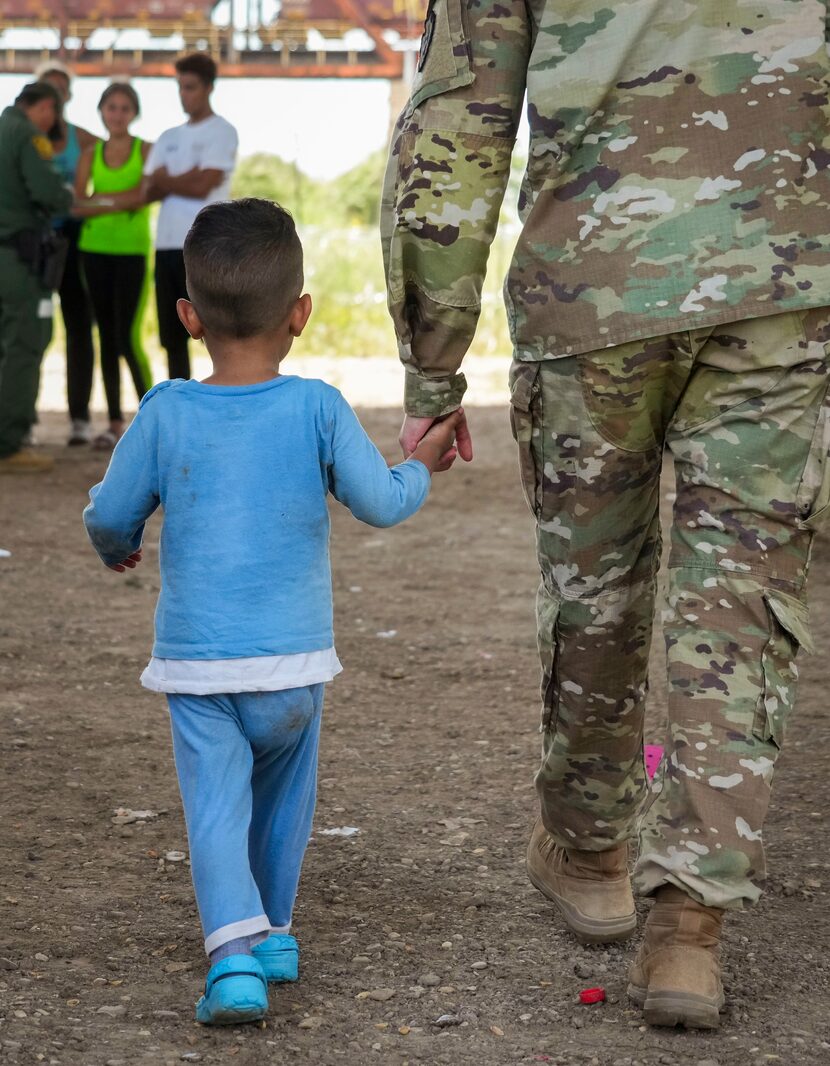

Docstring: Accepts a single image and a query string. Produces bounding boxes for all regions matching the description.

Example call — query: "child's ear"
[177,298,204,340]
[288,293,312,338]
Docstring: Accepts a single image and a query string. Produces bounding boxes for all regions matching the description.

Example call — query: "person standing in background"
[74,83,152,451]
[143,53,238,381]
[0,82,72,473]
[35,61,98,447]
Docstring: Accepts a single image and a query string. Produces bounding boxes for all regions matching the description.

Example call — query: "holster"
[4,229,69,290]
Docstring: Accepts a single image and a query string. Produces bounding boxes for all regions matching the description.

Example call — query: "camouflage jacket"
[381,0,830,417]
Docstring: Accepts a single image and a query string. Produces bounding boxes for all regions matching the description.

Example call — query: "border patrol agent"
[383,0,830,1030]
[0,82,73,473]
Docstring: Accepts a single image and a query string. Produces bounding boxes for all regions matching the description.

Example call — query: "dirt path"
[1,408,828,1066]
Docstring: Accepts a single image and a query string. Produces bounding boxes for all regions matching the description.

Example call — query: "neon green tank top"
[78,137,151,256]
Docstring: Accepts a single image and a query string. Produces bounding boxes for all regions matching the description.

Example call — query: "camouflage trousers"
[509,309,830,909]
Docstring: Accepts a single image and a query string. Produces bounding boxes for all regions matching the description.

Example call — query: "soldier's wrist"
[403,370,467,419]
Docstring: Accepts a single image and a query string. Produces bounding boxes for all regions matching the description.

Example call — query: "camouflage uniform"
[382,0,830,908]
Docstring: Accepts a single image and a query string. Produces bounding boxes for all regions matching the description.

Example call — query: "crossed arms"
[143,166,225,203]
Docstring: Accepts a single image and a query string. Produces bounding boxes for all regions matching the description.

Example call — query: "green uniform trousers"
[509,308,830,910]
[0,246,52,458]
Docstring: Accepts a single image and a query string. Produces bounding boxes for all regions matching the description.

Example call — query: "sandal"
[194,954,268,1026]
[252,933,299,983]
[92,429,120,451]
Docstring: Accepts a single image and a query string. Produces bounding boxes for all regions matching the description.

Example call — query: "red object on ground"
[579,987,606,1005]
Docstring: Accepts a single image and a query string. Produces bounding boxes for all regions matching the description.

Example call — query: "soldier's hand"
[399,412,473,463]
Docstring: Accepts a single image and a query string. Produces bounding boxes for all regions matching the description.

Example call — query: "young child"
[83,198,464,1026]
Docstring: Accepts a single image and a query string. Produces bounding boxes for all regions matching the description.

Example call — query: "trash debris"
[644,744,664,780]
[163,851,187,862]
[112,808,162,825]
[578,987,606,1005]
[0,549,10,559]
[319,826,360,838]
[375,629,397,638]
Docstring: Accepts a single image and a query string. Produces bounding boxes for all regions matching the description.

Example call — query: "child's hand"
[107,549,143,573]
[410,410,466,474]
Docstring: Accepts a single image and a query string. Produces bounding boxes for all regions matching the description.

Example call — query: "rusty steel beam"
[0,58,405,77]
[0,0,417,78]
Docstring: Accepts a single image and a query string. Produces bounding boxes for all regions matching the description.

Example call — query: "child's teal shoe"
[194,954,268,1026]
[252,934,299,983]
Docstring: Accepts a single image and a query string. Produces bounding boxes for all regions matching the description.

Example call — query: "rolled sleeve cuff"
[403,370,468,418]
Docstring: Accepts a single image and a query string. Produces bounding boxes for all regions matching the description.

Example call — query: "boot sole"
[528,865,637,944]
[627,982,724,1029]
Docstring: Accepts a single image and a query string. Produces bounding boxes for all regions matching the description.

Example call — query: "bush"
[232,151,387,227]
[228,149,524,358]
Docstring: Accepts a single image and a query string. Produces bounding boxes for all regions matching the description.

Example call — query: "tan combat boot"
[526,819,636,943]
[627,885,725,1029]
[0,448,54,474]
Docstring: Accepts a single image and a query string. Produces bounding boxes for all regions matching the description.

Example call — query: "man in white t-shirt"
[144,53,238,380]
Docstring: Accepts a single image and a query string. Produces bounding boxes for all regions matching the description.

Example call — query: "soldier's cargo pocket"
[796,382,830,532]
[752,591,813,749]
[536,583,562,733]
[509,361,541,516]
[407,0,474,113]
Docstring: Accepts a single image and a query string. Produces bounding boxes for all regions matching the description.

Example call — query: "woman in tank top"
[74,82,153,450]
[36,63,99,447]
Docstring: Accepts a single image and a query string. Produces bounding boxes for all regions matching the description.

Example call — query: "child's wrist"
[410,442,440,473]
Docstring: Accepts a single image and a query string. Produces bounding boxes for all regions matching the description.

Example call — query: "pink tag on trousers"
[645,744,664,780]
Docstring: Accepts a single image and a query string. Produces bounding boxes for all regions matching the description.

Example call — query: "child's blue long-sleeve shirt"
[83,375,431,659]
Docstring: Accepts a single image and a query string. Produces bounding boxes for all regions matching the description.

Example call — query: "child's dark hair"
[175,52,217,86]
[183,199,304,338]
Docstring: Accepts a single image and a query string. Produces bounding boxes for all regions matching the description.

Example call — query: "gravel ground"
[1,407,828,1066]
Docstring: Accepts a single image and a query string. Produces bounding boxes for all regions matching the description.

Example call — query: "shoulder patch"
[32,135,53,160]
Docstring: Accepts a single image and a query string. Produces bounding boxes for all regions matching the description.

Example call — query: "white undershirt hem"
[140,648,342,695]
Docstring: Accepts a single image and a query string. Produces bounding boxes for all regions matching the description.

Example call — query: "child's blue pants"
[166,684,323,955]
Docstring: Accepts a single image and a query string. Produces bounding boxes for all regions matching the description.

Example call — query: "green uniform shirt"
[0,106,73,242]
[382,0,830,417]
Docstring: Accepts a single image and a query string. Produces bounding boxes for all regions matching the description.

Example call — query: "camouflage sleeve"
[381,0,531,418]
